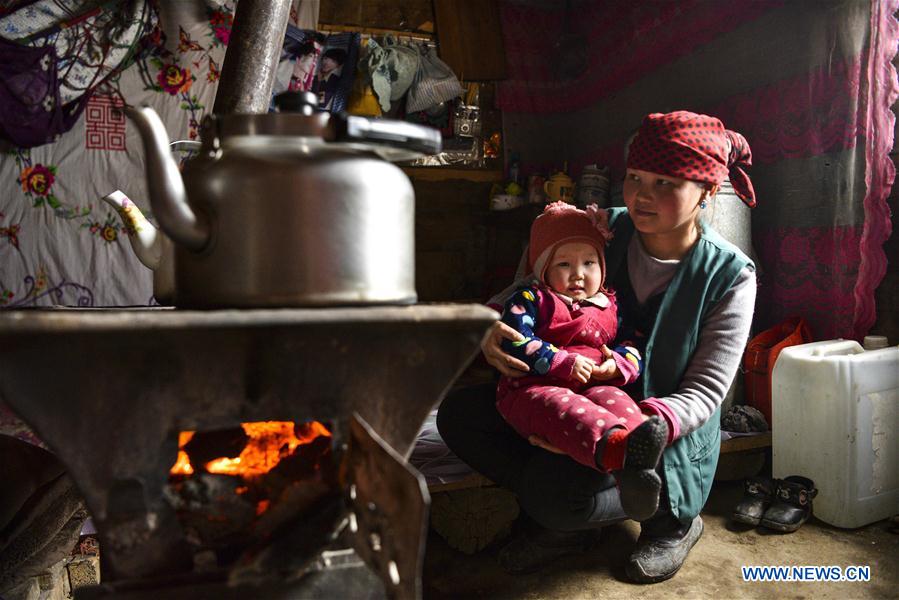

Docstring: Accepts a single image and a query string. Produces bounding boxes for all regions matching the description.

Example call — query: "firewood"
[184,427,249,471]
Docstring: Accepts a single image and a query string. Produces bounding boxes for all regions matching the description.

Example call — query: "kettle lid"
[203,91,441,162]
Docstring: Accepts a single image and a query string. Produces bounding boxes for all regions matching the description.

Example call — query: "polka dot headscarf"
[627,111,756,207]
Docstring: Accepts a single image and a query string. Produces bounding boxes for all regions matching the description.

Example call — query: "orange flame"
[171,431,195,475]
[169,421,330,478]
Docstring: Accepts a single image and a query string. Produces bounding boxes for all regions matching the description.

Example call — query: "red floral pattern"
[157,63,194,95]
[19,164,55,196]
[83,214,124,244]
[208,8,233,46]
[708,60,864,165]
[17,161,62,209]
[755,226,862,340]
[559,59,867,180]
[1,223,20,249]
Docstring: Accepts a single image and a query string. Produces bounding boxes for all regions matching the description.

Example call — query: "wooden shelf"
[318,23,434,40]
[403,167,504,183]
[428,472,494,493]
[720,432,772,454]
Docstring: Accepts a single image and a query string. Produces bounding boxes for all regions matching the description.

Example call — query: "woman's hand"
[591,345,620,381]
[481,321,530,377]
[528,435,565,454]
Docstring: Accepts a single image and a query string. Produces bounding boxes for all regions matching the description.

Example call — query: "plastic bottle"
[508,152,520,185]
[772,339,899,528]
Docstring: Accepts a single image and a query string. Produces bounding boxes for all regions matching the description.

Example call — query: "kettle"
[543,170,575,204]
[125,91,441,308]
[101,190,175,305]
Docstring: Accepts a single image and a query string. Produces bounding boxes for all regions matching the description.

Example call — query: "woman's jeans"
[436,382,689,538]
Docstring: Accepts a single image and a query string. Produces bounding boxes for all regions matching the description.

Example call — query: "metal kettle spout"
[124,105,209,251]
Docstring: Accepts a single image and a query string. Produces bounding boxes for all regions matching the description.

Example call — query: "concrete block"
[66,556,100,591]
[430,486,519,555]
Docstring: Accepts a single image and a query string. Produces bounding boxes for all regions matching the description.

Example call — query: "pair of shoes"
[616,416,669,522]
[731,476,818,533]
[760,476,818,532]
[625,515,703,583]
[731,476,776,525]
[497,524,598,575]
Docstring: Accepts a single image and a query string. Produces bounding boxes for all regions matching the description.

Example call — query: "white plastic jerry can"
[772,339,899,529]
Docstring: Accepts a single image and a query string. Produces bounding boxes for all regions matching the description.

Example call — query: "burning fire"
[170,421,331,478]
[171,431,196,476]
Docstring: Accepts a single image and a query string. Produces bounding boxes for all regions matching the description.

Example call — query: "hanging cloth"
[346,39,382,117]
[0,37,72,148]
[406,44,463,113]
[0,0,156,148]
[366,36,420,113]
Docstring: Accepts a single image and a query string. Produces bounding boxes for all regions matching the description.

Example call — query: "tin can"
[528,175,546,204]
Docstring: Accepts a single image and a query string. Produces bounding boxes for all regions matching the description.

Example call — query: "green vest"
[605,207,754,523]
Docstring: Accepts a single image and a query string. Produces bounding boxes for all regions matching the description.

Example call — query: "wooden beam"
[403,167,504,182]
[433,0,507,81]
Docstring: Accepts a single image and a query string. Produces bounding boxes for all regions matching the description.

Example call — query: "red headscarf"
[626,111,756,207]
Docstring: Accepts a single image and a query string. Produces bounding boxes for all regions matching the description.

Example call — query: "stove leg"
[344,413,430,600]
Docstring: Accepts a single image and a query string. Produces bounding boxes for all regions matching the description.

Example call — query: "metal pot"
[125,92,440,308]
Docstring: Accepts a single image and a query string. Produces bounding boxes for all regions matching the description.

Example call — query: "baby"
[496,201,668,521]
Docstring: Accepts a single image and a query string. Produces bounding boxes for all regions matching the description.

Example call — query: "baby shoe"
[759,476,818,533]
[617,416,669,522]
[731,476,775,526]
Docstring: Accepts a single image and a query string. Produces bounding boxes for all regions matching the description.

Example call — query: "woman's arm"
[641,267,757,440]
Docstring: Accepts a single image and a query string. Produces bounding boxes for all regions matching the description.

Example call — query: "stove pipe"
[213,0,292,115]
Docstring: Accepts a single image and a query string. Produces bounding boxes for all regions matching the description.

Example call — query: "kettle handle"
[272,91,441,162]
[169,140,202,152]
[334,114,442,158]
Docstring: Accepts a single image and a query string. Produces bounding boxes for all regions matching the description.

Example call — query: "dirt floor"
[422,480,899,599]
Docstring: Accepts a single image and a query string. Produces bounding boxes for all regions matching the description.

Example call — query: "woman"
[436,111,757,583]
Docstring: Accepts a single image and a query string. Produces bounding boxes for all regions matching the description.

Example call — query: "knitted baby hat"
[528,201,612,286]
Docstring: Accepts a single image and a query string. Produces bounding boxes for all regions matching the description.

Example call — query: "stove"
[0,305,495,598]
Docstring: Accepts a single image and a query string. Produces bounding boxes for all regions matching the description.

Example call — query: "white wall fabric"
[0,0,308,309]
[0,0,306,445]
